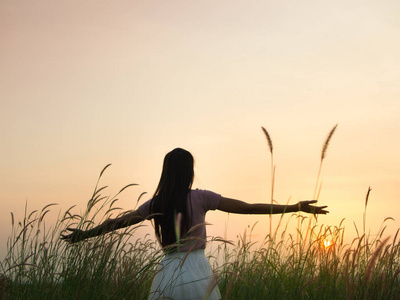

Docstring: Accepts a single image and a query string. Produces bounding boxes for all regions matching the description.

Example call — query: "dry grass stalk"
[363,187,372,237]
[365,236,390,285]
[364,186,371,210]
[305,124,338,245]
[313,124,338,200]
[261,127,273,154]
[261,126,275,236]
[321,124,338,161]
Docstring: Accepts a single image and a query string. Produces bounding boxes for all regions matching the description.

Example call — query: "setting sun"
[323,239,333,250]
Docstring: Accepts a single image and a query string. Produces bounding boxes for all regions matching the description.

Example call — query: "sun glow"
[323,239,334,251]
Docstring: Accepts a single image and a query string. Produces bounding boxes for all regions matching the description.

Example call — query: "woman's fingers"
[60,233,72,240]
[300,201,329,214]
[60,228,78,242]
[60,229,87,243]
[316,206,329,214]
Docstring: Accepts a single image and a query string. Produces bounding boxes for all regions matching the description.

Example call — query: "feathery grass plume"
[321,124,338,161]
[364,186,371,210]
[314,124,338,200]
[86,164,111,214]
[363,186,372,260]
[261,127,273,154]
[363,187,371,235]
[261,126,275,236]
[304,124,338,246]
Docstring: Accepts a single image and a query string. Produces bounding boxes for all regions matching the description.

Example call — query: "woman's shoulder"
[190,189,221,211]
[136,198,153,218]
[191,188,218,194]
[190,188,217,198]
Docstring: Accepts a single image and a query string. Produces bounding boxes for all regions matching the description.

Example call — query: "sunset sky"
[1,0,400,259]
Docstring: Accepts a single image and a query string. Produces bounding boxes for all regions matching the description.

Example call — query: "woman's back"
[137,189,221,252]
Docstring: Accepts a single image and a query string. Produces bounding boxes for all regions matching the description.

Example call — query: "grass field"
[2,129,399,299]
[1,171,399,300]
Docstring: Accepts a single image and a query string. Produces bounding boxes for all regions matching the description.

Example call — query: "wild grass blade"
[321,124,338,161]
[261,126,274,236]
[306,124,338,245]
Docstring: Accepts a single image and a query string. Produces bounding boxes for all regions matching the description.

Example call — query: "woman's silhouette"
[61,148,328,299]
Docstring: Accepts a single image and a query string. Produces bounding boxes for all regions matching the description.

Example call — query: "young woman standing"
[62,148,328,299]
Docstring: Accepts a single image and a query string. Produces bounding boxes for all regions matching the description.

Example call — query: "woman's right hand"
[60,228,88,243]
[297,200,329,215]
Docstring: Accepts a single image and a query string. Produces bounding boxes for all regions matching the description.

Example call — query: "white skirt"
[148,249,221,300]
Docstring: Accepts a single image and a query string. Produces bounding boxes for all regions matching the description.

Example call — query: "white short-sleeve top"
[137,189,221,251]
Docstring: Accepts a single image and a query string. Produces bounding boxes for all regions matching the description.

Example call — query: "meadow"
[1,128,399,299]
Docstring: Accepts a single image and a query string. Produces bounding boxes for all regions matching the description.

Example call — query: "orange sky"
[1,0,400,259]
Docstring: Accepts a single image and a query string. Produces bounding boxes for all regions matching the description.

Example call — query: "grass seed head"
[321,124,338,161]
[261,127,273,154]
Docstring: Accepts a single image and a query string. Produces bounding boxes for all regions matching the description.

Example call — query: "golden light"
[324,240,332,248]
[322,239,335,252]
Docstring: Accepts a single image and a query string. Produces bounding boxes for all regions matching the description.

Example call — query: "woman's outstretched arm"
[217,197,328,215]
[61,210,145,243]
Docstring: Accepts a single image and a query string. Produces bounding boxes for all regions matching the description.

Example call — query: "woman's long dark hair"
[150,148,194,249]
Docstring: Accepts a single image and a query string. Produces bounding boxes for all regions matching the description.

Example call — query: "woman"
[61,148,328,299]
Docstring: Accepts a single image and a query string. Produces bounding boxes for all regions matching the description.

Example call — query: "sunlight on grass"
[1,166,399,299]
[1,127,399,299]
[323,239,332,249]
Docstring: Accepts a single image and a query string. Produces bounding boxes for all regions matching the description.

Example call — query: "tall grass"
[314,124,338,200]
[304,124,338,244]
[1,141,400,299]
[261,127,275,236]
[1,165,160,299]
[213,216,400,299]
